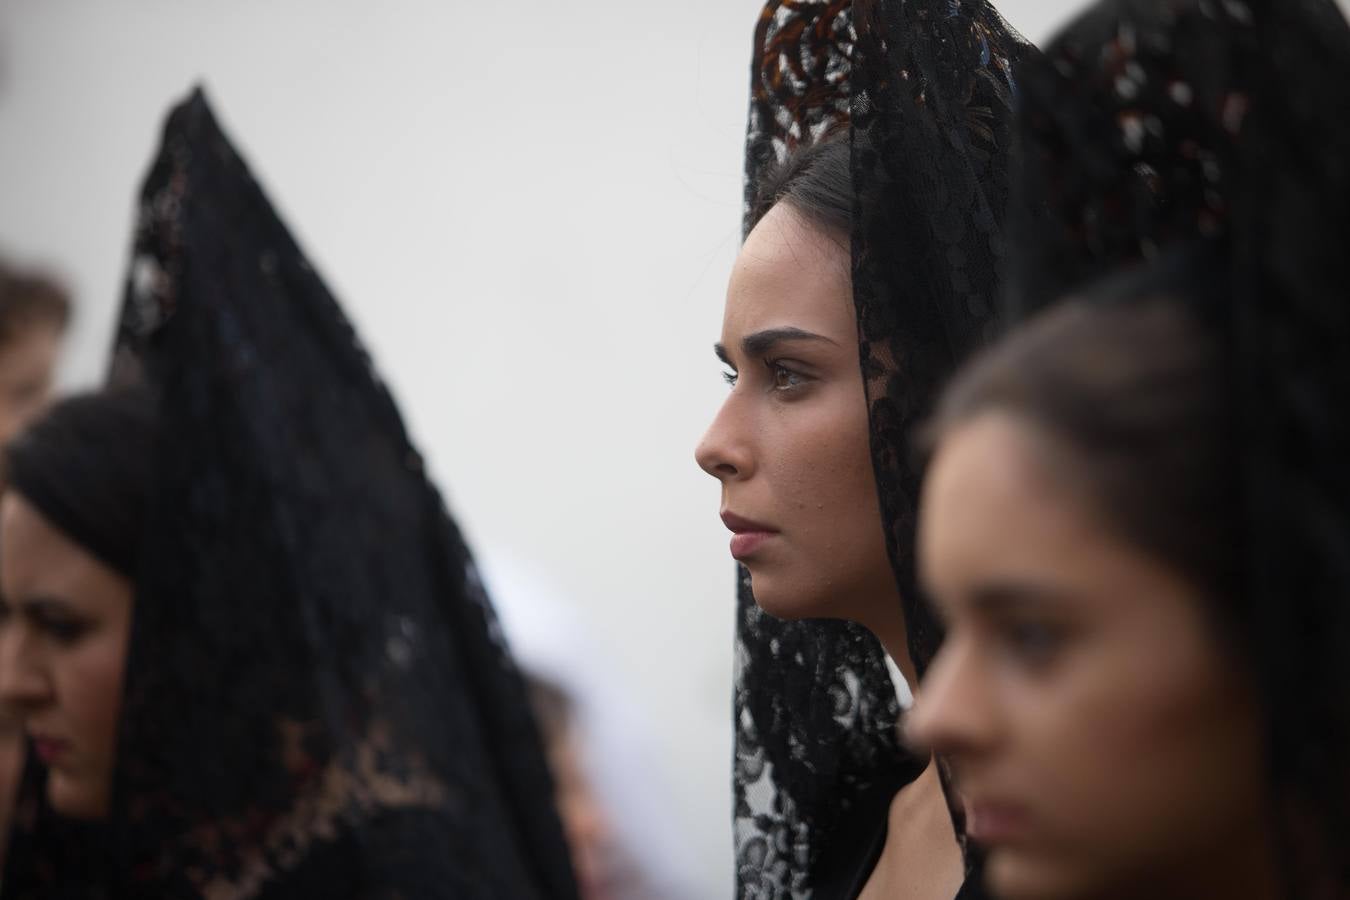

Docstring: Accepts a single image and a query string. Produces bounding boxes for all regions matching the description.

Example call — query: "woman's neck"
[858,597,919,701]
[859,756,965,900]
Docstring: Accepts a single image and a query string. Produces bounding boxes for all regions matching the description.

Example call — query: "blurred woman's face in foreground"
[0,491,132,820]
[910,412,1274,900]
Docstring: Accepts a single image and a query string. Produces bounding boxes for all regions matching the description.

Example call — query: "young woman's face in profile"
[0,492,133,820]
[695,202,895,620]
[911,413,1270,900]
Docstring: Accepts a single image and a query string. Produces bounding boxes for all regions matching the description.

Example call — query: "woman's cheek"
[65,630,130,758]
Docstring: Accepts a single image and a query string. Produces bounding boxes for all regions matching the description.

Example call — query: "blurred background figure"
[0,254,67,872]
[1,92,581,898]
[0,258,67,446]
[482,553,702,900]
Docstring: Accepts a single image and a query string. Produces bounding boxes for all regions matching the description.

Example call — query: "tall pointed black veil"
[1005,0,1350,890]
[733,2,1030,896]
[4,88,578,899]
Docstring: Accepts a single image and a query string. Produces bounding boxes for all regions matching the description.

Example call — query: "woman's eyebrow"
[16,595,77,618]
[743,327,836,355]
[967,582,1071,615]
[715,328,837,365]
[926,580,1068,621]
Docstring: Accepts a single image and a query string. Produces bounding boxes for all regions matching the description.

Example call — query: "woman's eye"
[770,363,806,391]
[1000,620,1063,666]
[722,370,738,388]
[38,616,89,645]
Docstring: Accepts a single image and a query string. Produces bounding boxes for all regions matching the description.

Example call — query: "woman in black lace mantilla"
[697,1,1033,896]
[0,89,579,900]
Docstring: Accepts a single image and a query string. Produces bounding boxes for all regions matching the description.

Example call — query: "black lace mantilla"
[4,89,579,899]
[733,2,1029,896]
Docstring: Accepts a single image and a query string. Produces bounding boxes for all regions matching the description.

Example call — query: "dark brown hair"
[3,386,157,578]
[748,132,851,238]
[930,288,1237,603]
[0,258,71,346]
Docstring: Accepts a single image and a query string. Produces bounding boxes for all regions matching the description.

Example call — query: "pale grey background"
[0,0,1242,890]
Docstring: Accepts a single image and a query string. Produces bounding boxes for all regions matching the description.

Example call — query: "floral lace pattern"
[743,0,855,236]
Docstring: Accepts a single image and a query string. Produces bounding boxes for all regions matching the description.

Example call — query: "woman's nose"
[905,635,996,758]
[0,627,51,713]
[695,397,754,481]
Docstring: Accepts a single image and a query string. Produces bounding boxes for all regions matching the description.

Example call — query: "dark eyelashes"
[21,609,93,644]
[766,360,810,392]
[40,616,91,644]
[0,599,93,645]
[997,618,1067,666]
[719,359,813,393]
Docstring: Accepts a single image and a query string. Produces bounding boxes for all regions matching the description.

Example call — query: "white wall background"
[0,1,1128,891]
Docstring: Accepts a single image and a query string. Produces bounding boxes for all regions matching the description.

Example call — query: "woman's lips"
[964,799,1032,845]
[720,512,778,560]
[729,531,774,559]
[30,736,69,765]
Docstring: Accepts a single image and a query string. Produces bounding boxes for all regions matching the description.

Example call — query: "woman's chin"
[48,772,110,821]
[746,570,834,621]
[984,846,1090,900]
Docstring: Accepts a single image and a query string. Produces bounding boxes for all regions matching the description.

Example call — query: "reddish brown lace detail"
[743,0,854,236]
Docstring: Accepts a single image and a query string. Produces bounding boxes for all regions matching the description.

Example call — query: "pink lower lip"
[730,531,775,559]
[965,803,1030,844]
[31,738,68,765]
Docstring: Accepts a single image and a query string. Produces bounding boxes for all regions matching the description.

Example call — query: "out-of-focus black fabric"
[2,88,578,900]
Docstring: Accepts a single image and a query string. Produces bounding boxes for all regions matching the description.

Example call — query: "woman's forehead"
[741,203,848,272]
[725,205,852,341]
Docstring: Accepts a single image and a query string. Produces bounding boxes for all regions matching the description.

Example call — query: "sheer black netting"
[850,0,1028,684]
[733,2,1030,896]
[3,89,578,899]
[1007,0,1350,892]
